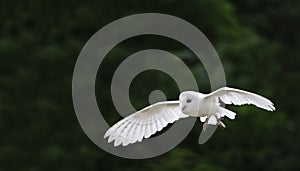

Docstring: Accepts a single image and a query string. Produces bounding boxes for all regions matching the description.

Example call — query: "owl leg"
[216,114,226,128]
[202,122,208,131]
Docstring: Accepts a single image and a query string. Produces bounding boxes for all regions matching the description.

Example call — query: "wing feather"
[206,87,275,111]
[104,101,188,146]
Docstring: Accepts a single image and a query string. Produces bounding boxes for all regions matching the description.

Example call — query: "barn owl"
[104,87,275,146]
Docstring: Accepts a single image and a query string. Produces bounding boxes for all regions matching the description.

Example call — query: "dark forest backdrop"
[0,0,299,170]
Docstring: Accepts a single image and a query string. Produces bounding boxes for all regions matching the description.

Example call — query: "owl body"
[179,91,220,118]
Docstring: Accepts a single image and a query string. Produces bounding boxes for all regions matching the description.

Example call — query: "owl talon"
[218,120,226,128]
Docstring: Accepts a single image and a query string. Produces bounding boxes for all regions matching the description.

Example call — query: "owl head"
[179,91,199,115]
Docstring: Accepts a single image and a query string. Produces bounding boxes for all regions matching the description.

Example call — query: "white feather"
[208,115,217,125]
[206,87,275,111]
[104,101,189,146]
[200,116,207,122]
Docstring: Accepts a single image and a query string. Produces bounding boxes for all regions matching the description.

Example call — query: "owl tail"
[202,107,236,131]
[218,107,236,120]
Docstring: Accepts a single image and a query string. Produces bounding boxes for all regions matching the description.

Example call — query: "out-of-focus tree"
[0,0,298,170]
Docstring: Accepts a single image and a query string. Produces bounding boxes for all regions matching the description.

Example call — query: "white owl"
[104,87,275,146]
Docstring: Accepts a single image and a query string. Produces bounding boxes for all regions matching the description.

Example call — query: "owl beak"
[182,105,186,111]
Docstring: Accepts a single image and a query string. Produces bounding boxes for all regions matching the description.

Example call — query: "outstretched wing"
[104,101,188,147]
[205,87,275,111]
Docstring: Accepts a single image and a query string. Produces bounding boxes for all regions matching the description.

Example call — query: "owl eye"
[187,99,192,103]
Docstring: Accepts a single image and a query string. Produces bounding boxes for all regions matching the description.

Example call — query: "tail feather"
[218,107,236,120]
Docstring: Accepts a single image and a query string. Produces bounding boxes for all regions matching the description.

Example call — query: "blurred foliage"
[0,0,299,170]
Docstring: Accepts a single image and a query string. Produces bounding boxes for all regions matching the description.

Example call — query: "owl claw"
[218,119,226,128]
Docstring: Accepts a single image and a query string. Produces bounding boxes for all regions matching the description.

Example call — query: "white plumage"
[104,87,275,146]
[104,101,187,146]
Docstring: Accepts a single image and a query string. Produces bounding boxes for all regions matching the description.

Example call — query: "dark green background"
[0,0,299,170]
